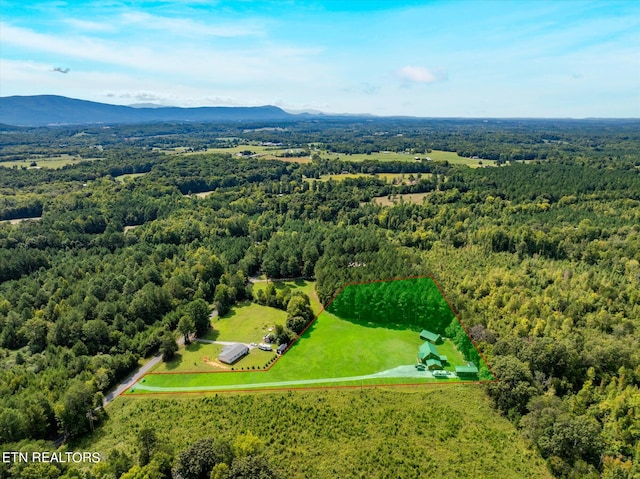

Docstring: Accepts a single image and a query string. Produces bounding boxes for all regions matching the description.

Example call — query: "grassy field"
[319,149,496,168]
[82,387,552,479]
[147,302,286,374]
[204,301,288,343]
[304,172,429,184]
[130,308,459,393]
[0,154,102,169]
[372,192,431,206]
[152,341,278,373]
[0,217,42,225]
[130,278,481,393]
[166,145,493,167]
[250,279,322,313]
[183,145,311,163]
[114,172,148,182]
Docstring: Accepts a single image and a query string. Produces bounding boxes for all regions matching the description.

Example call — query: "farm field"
[183,144,312,162]
[0,154,102,169]
[304,172,430,183]
[318,149,496,167]
[114,172,148,182]
[371,192,431,206]
[84,388,552,479]
[0,216,42,225]
[163,145,493,167]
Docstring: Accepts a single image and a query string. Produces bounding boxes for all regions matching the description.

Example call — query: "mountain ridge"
[0,95,299,126]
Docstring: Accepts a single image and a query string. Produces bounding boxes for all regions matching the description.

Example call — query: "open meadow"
[0,154,102,169]
[83,387,552,479]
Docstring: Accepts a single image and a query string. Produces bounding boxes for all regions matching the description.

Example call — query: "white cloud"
[64,18,118,33]
[397,65,447,84]
[120,11,264,38]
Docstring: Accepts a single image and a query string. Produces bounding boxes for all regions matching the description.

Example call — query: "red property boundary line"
[122,275,497,396]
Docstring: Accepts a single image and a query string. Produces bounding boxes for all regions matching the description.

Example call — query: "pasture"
[0,154,102,169]
[319,149,496,167]
[204,301,287,343]
[88,388,553,479]
[164,144,493,167]
[304,172,429,184]
[371,192,431,206]
[114,172,148,182]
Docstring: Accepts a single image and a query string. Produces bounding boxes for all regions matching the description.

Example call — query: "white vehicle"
[258,343,272,351]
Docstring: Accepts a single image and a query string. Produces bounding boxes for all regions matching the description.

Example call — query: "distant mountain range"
[0,95,300,126]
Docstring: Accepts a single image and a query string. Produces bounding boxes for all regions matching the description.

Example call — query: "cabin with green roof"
[425,358,443,370]
[418,341,440,362]
[455,364,479,379]
[419,329,442,344]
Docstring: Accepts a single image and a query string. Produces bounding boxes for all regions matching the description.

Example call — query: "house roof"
[218,343,249,364]
[420,330,441,342]
[455,364,479,374]
[418,341,439,359]
[277,343,288,353]
[425,358,442,368]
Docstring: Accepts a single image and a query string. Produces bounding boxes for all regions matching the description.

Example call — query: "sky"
[0,0,639,117]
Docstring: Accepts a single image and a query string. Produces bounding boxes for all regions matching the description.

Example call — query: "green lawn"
[130,278,485,393]
[130,309,451,393]
[438,339,467,369]
[203,301,287,343]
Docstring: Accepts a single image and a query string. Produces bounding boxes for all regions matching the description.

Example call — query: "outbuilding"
[455,364,479,379]
[277,343,288,355]
[218,343,249,364]
[419,330,442,344]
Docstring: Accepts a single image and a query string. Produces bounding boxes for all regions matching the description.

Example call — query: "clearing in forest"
[126,277,495,395]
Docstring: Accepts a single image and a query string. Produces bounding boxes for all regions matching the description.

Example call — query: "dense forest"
[0,119,638,478]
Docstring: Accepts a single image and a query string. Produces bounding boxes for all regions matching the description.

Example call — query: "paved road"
[102,310,218,406]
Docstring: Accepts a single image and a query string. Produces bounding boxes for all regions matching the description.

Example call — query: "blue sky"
[1,0,638,117]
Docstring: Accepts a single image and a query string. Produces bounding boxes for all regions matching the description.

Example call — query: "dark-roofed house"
[419,330,442,344]
[218,343,249,364]
[455,364,479,379]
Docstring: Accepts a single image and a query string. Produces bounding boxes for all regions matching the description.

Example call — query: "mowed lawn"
[133,309,427,392]
[132,279,471,393]
[204,301,287,343]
